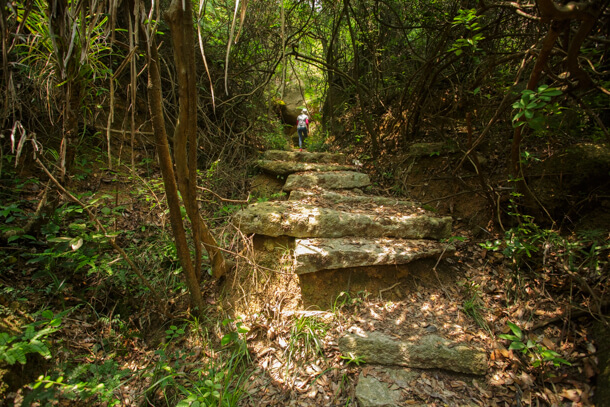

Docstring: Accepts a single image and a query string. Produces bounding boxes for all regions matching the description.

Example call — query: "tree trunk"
[343,0,379,157]
[144,18,205,312]
[166,0,227,280]
[48,0,79,181]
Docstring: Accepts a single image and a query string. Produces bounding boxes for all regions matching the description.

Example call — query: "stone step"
[294,237,453,274]
[256,159,356,175]
[284,171,370,191]
[263,150,348,164]
[233,201,452,239]
[354,366,479,407]
[289,190,418,208]
[339,331,487,375]
[355,367,427,407]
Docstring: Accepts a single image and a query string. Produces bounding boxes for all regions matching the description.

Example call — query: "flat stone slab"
[263,150,348,164]
[294,238,453,274]
[339,332,487,375]
[256,160,356,175]
[289,190,418,208]
[356,374,402,407]
[284,171,370,191]
[233,201,452,239]
[356,368,423,407]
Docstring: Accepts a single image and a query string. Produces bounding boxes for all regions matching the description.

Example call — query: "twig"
[197,186,250,203]
[379,282,401,300]
[36,159,171,318]
[421,190,481,205]
[432,245,454,301]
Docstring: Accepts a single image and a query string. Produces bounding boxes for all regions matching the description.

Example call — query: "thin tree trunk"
[144,22,205,311]
[343,0,379,157]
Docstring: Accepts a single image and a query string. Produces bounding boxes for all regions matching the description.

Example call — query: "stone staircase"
[235,150,488,406]
[235,150,454,293]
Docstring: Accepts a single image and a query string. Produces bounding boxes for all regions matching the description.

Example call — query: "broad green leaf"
[41,310,54,320]
[8,235,21,243]
[498,334,519,341]
[12,346,27,364]
[544,89,562,97]
[509,341,525,350]
[221,334,232,346]
[0,333,11,345]
[507,321,523,338]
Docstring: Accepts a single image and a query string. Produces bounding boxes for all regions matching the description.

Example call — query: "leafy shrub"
[0,309,62,365]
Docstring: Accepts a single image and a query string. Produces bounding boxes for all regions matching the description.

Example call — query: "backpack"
[297,114,308,129]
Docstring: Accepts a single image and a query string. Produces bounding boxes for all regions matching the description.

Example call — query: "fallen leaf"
[560,388,581,402]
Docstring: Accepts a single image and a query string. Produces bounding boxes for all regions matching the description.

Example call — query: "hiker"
[296,109,309,152]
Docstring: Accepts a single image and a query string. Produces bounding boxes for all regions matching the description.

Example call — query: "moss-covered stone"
[284,171,370,191]
[233,201,452,240]
[339,332,488,375]
[256,160,356,175]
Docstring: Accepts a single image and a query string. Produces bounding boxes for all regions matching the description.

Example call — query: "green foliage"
[483,194,609,306]
[332,290,370,311]
[0,201,35,244]
[286,315,329,367]
[304,129,329,152]
[0,309,62,365]
[221,317,250,351]
[255,191,286,203]
[21,199,118,293]
[512,85,563,130]
[166,325,187,343]
[460,282,491,334]
[173,354,249,407]
[498,322,571,369]
[340,352,366,366]
[147,318,250,407]
[259,116,289,151]
[28,360,129,406]
[449,9,485,56]
[15,0,113,118]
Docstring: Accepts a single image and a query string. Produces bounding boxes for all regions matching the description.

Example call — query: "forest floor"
[223,228,601,406]
[0,144,607,406]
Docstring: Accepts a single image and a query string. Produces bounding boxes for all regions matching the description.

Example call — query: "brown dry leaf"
[583,358,596,378]
[543,387,561,405]
[560,388,581,402]
[472,380,492,398]
[361,366,372,377]
[541,336,555,349]
[278,336,288,349]
[519,372,535,388]
[521,389,532,405]
[306,386,318,398]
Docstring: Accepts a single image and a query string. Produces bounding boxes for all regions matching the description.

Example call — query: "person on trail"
[296,109,309,152]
